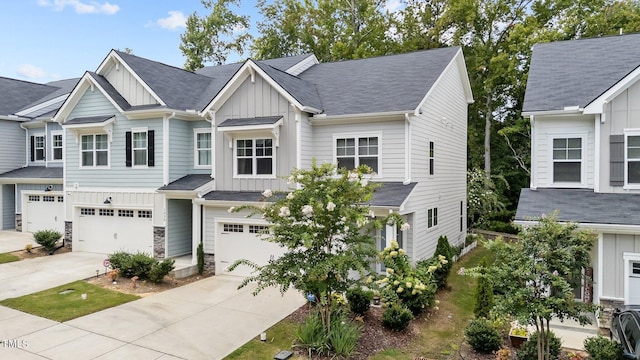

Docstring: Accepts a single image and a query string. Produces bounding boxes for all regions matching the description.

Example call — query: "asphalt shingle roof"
[158,174,213,191]
[253,61,323,111]
[523,33,640,113]
[87,72,131,110]
[0,77,59,116]
[516,188,640,226]
[66,115,114,125]
[0,166,63,179]
[218,116,283,127]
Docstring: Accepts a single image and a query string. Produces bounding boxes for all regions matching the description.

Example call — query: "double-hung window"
[235,138,273,176]
[81,134,109,167]
[133,130,147,166]
[427,207,438,228]
[627,135,640,185]
[335,135,379,173]
[32,135,45,161]
[195,130,212,167]
[52,133,63,161]
[429,141,435,175]
[552,137,582,183]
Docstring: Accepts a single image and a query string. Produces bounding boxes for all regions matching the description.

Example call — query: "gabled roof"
[87,72,131,110]
[253,61,323,111]
[299,47,462,116]
[523,33,640,113]
[516,188,640,226]
[0,77,60,116]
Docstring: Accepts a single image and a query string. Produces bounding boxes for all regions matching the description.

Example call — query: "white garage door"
[216,223,286,277]
[74,207,153,255]
[24,194,65,234]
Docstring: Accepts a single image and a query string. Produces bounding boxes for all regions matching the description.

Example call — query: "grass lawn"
[0,280,140,322]
[0,252,19,264]
[224,245,492,360]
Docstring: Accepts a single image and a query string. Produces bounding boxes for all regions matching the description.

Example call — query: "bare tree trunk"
[484,91,492,177]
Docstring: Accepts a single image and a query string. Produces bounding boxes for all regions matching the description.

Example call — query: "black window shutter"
[125,131,132,167]
[148,130,155,167]
[30,136,35,162]
[610,134,624,186]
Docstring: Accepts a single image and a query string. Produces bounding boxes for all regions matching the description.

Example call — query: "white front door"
[23,193,65,233]
[629,261,640,305]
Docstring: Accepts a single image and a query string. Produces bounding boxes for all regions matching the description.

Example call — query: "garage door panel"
[75,207,153,255]
[216,223,286,277]
[24,194,65,234]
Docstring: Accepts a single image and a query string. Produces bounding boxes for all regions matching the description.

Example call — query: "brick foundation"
[64,221,73,249]
[599,298,624,329]
[153,226,165,260]
[15,214,22,232]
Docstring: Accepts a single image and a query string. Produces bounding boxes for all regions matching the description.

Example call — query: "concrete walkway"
[0,230,38,253]
[0,275,305,360]
[0,252,108,300]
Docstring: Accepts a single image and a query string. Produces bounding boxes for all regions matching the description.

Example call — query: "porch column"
[192,202,201,265]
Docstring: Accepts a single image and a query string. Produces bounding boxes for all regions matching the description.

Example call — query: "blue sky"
[0,0,261,83]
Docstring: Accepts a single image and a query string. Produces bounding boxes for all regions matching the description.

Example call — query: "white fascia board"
[514,219,640,234]
[156,190,198,200]
[19,120,45,129]
[193,198,264,208]
[99,51,166,106]
[61,116,115,129]
[0,115,29,122]
[217,119,283,133]
[54,73,124,123]
[124,108,201,120]
[195,179,216,198]
[309,111,407,125]
[0,178,63,185]
[584,65,640,115]
[521,109,584,118]
[285,54,319,76]
[15,94,68,117]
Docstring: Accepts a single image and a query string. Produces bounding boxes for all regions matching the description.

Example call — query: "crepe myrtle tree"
[228,162,405,333]
[478,212,597,360]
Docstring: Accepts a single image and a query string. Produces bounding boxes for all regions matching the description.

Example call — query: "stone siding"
[153,226,165,260]
[15,214,22,232]
[64,221,73,249]
[599,298,624,329]
[204,253,215,273]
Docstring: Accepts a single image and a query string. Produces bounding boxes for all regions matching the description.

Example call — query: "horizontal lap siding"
[168,120,210,183]
[215,75,296,192]
[65,89,163,188]
[404,59,468,262]
[167,199,192,256]
[300,114,313,170]
[311,121,405,181]
[26,123,64,167]
[0,121,25,173]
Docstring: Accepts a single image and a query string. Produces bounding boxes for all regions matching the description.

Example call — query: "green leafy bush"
[382,303,414,331]
[149,259,176,283]
[465,318,501,353]
[327,313,362,357]
[432,236,453,289]
[346,287,373,315]
[295,310,362,357]
[516,331,562,360]
[33,229,62,252]
[295,311,328,355]
[197,242,205,275]
[584,336,623,360]
[128,252,155,277]
[474,258,494,318]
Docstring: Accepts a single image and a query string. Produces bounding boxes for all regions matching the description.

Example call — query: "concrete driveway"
[0,275,305,360]
[0,230,38,253]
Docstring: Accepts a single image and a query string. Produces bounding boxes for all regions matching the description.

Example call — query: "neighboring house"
[516,33,640,326]
[0,77,78,233]
[53,47,472,276]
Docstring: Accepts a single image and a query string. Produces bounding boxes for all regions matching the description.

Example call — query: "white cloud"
[384,0,403,13]
[17,64,47,79]
[156,10,187,30]
[38,0,119,15]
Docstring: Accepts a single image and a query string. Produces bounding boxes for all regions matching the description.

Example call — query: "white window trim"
[428,140,435,176]
[623,252,640,305]
[131,127,148,168]
[332,131,383,177]
[427,207,438,229]
[50,130,63,162]
[79,133,111,169]
[547,132,587,188]
[624,129,640,189]
[33,133,46,162]
[233,137,276,179]
[194,128,212,169]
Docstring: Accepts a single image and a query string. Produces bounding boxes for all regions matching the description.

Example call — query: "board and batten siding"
[168,120,210,183]
[403,56,468,262]
[214,75,298,191]
[0,120,26,173]
[203,206,256,254]
[65,190,165,227]
[64,88,164,188]
[311,120,405,182]
[601,233,640,299]
[2,185,15,229]
[531,116,595,189]
[103,62,158,107]
[167,199,192,257]
[16,184,62,213]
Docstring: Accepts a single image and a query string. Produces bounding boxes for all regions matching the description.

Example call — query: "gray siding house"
[53,48,472,276]
[516,33,640,327]
[0,77,77,233]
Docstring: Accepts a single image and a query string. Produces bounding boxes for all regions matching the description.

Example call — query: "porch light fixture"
[103,197,112,205]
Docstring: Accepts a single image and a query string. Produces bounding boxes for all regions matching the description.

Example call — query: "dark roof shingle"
[0,166,63,179]
[158,174,213,191]
[218,116,282,127]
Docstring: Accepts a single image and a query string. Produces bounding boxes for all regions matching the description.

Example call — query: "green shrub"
[197,242,205,275]
[584,336,623,360]
[295,311,329,355]
[346,287,373,315]
[432,235,453,288]
[33,229,62,252]
[465,318,501,353]
[149,259,175,283]
[128,252,155,278]
[382,303,414,331]
[516,331,562,360]
[474,258,494,318]
[327,313,362,357]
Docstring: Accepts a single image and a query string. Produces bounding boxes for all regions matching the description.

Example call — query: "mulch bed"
[11,245,70,260]
[86,271,214,297]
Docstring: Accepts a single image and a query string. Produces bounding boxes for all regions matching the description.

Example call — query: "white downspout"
[293,105,302,170]
[206,110,216,186]
[594,113,601,193]
[530,115,536,190]
[19,123,28,167]
[162,112,176,186]
[404,113,412,184]
[44,121,48,168]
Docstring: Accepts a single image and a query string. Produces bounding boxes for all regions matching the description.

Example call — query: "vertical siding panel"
[2,185,15,229]
[167,199,193,256]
